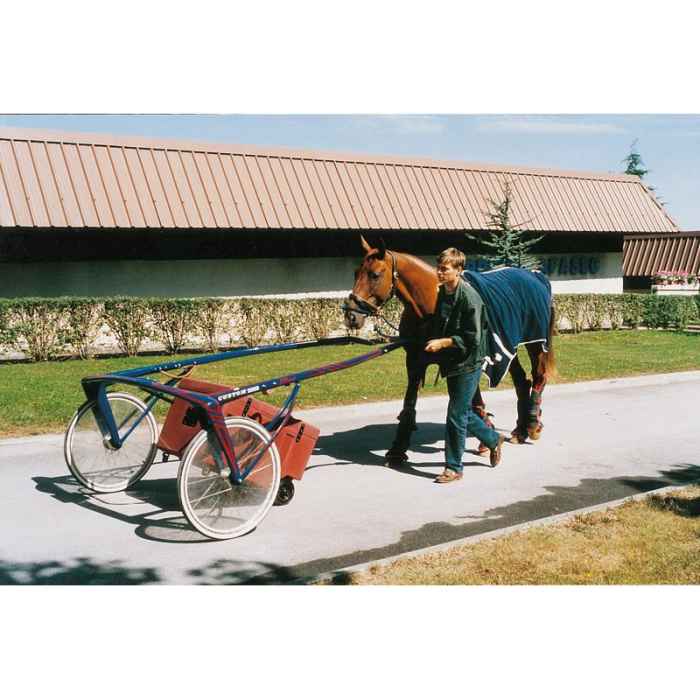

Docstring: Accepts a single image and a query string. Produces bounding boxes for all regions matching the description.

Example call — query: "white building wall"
[445,252,622,294]
[540,252,623,294]
[0,252,623,298]
[0,258,360,298]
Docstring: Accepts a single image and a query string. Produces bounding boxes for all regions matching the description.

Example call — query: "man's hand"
[425,338,453,353]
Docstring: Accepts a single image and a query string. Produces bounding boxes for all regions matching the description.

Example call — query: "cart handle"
[80,337,406,476]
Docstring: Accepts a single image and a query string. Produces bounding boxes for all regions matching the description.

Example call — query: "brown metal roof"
[623,231,700,276]
[0,126,679,233]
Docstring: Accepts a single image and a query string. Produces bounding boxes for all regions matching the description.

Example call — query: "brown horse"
[344,236,556,466]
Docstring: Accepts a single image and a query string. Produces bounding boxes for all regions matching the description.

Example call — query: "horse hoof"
[527,424,543,441]
[510,429,528,444]
[385,452,408,468]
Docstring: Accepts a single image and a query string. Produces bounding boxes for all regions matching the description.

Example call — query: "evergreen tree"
[622,139,649,178]
[467,181,544,270]
[622,139,666,204]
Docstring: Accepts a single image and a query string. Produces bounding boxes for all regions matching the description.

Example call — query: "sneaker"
[489,434,506,468]
[435,468,463,484]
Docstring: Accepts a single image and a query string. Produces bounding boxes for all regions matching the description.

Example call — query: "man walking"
[425,248,506,483]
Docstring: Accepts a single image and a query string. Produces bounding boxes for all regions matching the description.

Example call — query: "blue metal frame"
[79,336,404,484]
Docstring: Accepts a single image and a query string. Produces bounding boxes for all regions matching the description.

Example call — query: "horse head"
[344,236,397,330]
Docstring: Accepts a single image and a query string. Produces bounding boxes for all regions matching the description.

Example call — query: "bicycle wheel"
[178,416,281,540]
[64,392,158,493]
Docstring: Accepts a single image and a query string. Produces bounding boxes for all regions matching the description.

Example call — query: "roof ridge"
[637,181,680,230]
[625,230,700,238]
[0,125,678,234]
[0,125,641,183]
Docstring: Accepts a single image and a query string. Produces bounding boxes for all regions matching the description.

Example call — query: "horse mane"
[392,251,437,276]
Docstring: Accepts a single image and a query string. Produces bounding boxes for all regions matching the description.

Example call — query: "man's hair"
[437,247,466,270]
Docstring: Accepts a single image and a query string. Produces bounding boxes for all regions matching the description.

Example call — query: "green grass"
[1,329,700,438]
[348,486,700,585]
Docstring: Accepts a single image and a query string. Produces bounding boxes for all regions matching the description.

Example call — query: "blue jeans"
[445,368,500,472]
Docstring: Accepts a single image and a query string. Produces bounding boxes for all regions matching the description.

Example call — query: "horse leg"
[472,385,495,455]
[526,344,548,440]
[385,350,423,466]
[509,355,532,444]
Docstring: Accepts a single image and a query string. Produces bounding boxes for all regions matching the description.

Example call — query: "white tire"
[64,392,158,493]
[178,416,281,540]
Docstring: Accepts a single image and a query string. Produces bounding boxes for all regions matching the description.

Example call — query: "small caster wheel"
[274,476,295,506]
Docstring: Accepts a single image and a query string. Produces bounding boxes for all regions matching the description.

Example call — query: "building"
[623,231,700,288]
[0,126,678,298]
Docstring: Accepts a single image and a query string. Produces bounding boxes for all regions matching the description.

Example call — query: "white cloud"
[351,115,447,134]
[475,117,627,135]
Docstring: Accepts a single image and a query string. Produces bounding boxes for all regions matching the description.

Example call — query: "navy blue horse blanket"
[463,267,552,387]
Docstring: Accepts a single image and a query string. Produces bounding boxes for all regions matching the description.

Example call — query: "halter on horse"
[344,238,431,329]
[344,236,557,466]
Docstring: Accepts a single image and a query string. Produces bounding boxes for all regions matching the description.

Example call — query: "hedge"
[0,296,350,361]
[553,293,700,333]
[0,293,698,362]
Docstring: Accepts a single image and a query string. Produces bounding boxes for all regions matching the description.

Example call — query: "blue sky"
[2,114,698,229]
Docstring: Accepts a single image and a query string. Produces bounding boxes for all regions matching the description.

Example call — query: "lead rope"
[159,365,195,381]
[373,311,401,339]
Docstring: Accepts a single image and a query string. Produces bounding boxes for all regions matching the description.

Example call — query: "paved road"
[1,371,698,584]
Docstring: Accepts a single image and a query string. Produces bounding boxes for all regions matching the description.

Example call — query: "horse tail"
[539,304,557,379]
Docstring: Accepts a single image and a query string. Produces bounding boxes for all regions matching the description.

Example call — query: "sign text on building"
[467,255,602,277]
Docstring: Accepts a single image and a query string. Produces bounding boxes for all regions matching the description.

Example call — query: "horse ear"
[376,237,386,260]
[360,235,372,254]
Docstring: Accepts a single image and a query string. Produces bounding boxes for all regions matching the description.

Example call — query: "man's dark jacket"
[429,278,490,377]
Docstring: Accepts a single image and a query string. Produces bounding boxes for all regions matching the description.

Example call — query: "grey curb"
[296,481,700,585]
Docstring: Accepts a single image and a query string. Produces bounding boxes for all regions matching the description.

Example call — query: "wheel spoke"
[178,417,281,540]
[247,462,273,477]
[189,483,233,505]
[66,394,157,494]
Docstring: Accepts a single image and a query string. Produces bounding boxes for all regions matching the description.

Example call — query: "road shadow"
[186,559,298,585]
[314,422,441,467]
[0,557,161,584]
[33,418,497,544]
[313,420,497,476]
[26,465,700,585]
[31,419,506,546]
[281,463,700,584]
[33,474,218,544]
[0,555,298,585]
[386,460,486,480]
[19,477,301,584]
